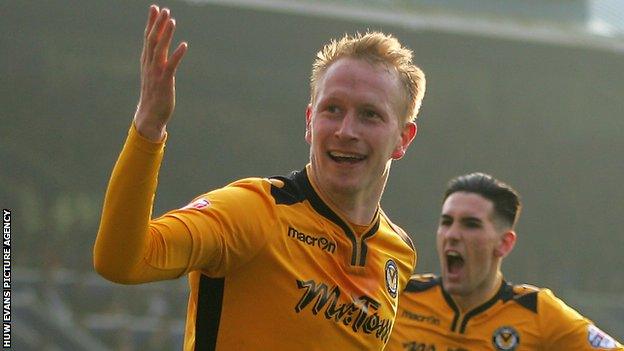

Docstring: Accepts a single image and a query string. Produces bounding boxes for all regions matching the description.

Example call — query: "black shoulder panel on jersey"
[500,281,515,302]
[404,274,440,293]
[507,284,539,313]
[514,291,538,313]
[269,170,306,205]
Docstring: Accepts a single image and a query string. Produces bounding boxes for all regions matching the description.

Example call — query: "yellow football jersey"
[386,274,623,351]
[95,125,417,350]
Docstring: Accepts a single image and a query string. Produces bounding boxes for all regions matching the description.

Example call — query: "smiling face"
[436,192,515,304]
[305,57,416,200]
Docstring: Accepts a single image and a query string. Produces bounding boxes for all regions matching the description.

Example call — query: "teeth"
[446,251,464,273]
[330,151,363,160]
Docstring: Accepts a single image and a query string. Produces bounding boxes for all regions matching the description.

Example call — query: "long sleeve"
[93,124,192,284]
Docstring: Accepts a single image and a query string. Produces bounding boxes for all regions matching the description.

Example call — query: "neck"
[307,164,387,225]
[452,271,503,313]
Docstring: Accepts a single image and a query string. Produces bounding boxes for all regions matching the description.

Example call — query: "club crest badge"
[492,326,520,351]
[385,259,398,298]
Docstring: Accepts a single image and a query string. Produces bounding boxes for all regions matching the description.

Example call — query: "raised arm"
[93,5,189,283]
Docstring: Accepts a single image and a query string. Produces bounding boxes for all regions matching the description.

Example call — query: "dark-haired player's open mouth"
[446,251,464,275]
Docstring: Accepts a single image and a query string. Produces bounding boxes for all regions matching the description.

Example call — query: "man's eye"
[439,219,451,226]
[464,221,481,228]
[327,105,340,114]
[362,110,379,119]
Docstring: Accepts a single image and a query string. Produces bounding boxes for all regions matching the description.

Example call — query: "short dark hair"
[443,173,522,228]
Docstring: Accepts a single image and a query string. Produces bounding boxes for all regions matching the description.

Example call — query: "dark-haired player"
[387,172,622,351]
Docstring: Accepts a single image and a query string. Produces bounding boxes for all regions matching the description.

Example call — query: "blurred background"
[4,0,623,349]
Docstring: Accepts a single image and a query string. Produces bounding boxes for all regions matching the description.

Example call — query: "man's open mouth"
[446,251,464,274]
[328,151,365,164]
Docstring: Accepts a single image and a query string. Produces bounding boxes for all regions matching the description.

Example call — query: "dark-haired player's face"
[436,192,504,298]
[305,57,414,198]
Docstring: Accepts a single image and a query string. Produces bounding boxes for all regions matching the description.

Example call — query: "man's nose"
[335,111,358,139]
[443,224,462,242]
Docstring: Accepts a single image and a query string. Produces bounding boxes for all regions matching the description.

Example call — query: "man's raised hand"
[134,5,188,141]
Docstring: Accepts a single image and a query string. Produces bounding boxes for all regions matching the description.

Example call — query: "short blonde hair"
[310,31,426,123]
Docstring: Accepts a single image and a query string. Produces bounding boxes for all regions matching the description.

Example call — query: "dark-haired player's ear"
[495,231,516,258]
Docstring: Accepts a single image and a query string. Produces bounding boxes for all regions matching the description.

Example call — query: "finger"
[141,6,159,64]
[154,18,175,65]
[144,5,160,41]
[146,8,170,64]
[166,42,188,74]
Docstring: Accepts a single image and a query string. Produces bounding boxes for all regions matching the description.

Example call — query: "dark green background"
[4,0,622,347]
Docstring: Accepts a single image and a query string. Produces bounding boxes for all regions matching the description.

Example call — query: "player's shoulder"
[404,273,441,293]
[507,282,570,314]
[511,283,541,296]
[219,176,274,198]
[265,170,307,205]
[222,169,307,205]
[509,283,581,314]
[528,286,575,311]
[502,282,543,313]
[379,211,416,252]
[511,284,560,303]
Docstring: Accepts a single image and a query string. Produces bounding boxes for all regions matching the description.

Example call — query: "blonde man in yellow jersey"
[93,4,426,351]
[387,173,623,351]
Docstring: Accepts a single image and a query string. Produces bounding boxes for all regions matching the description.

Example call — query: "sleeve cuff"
[128,122,168,154]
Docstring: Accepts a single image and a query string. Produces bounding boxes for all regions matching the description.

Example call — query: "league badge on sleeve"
[183,198,211,210]
[492,326,520,351]
[587,324,619,349]
[384,259,398,298]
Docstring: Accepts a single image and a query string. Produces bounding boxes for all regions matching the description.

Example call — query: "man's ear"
[391,122,417,160]
[495,230,517,258]
[305,104,312,144]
